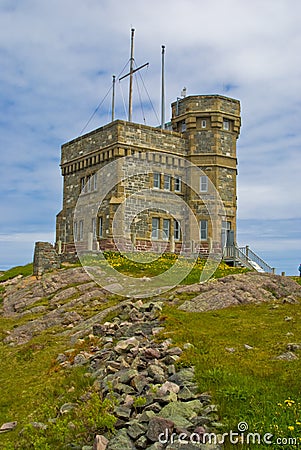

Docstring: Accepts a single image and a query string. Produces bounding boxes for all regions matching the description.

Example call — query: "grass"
[161,297,301,449]
[0,258,300,448]
[0,263,33,282]
[81,251,248,284]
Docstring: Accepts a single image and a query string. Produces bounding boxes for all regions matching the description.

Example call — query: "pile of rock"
[76,300,223,450]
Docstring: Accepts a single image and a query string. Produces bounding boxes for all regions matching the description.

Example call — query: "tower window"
[200,175,208,192]
[201,119,207,128]
[223,119,230,130]
[200,220,208,241]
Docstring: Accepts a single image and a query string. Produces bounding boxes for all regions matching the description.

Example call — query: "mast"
[161,45,165,129]
[111,75,116,122]
[128,28,135,122]
[118,29,149,123]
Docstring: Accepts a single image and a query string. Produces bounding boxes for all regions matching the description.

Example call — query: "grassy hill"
[0,255,301,449]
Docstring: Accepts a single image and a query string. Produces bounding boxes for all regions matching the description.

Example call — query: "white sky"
[0,0,300,274]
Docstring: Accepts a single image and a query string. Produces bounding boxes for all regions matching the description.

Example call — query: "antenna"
[128,28,135,122]
[161,45,165,129]
[111,75,116,122]
[118,29,149,123]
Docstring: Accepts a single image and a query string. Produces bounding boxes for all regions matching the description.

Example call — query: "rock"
[114,337,140,354]
[106,429,135,450]
[287,343,301,352]
[114,405,132,420]
[147,417,174,442]
[148,364,166,383]
[159,400,203,429]
[73,353,90,366]
[60,403,77,414]
[135,435,148,448]
[93,434,109,450]
[30,421,47,430]
[276,351,298,361]
[178,386,197,401]
[0,421,17,433]
[244,344,253,350]
[157,381,180,395]
[127,421,147,439]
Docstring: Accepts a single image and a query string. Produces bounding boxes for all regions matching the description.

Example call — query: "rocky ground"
[1,268,301,448]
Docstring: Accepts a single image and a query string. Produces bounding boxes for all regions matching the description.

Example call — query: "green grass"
[81,251,248,284]
[0,329,116,449]
[0,263,33,282]
[161,298,301,448]
[1,258,300,448]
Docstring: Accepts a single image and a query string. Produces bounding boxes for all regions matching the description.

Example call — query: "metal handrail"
[238,246,275,273]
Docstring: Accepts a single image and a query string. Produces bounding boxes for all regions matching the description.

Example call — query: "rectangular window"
[80,177,85,192]
[98,217,103,237]
[181,121,186,132]
[162,219,170,241]
[73,221,78,241]
[200,175,208,192]
[152,217,160,240]
[174,219,181,241]
[174,176,181,192]
[223,119,230,130]
[153,172,160,189]
[79,220,84,241]
[201,119,207,128]
[87,174,92,192]
[200,220,208,241]
[164,174,171,190]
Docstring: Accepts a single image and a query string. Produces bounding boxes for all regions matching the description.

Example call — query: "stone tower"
[171,95,241,246]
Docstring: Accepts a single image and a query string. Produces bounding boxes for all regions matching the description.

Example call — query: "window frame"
[151,217,160,240]
[174,219,181,241]
[174,176,182,192]
[153,172,160,189]
[200,175,208,193]
[200,220,208,241]
[162,219,170,241]
[163,174,171,191]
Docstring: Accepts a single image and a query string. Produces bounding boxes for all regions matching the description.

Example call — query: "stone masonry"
[56,94,241,258]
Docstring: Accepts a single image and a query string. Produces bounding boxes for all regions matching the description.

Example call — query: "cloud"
[0,0,300,273]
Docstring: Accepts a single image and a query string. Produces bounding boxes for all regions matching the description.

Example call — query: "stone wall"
[33,242,61,276]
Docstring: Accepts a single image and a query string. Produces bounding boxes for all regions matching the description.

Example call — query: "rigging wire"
[79,60,130,136]
[137,63,160,125]
[134,66,146,124]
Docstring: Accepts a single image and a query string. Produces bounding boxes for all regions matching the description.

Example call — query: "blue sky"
[0,0,300,275]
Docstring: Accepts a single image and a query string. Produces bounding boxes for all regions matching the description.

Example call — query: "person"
[299,263,301,277]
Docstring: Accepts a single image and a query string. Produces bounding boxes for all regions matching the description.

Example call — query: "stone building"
[56,94,241,259]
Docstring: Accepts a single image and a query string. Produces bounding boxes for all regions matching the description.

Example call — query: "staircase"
[224,245,275,274]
